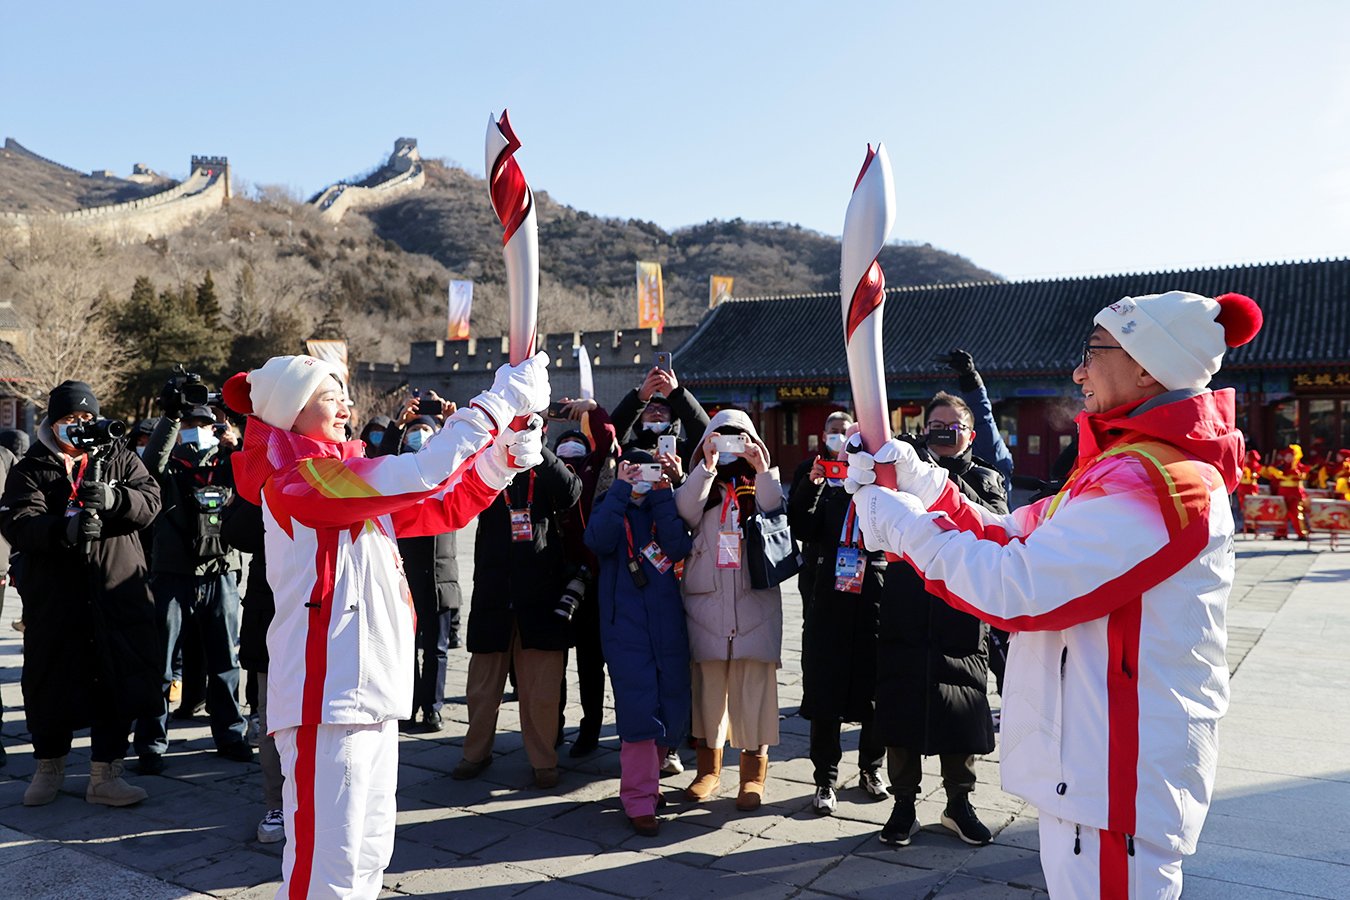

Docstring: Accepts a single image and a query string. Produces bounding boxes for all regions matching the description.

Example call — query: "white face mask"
[556,442,588,459]
[180,427,218,450]
[642,421,670,434]
[631,480,653,495]
[824,433,847,454]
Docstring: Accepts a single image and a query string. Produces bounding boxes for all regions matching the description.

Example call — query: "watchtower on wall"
[190,155,231,200]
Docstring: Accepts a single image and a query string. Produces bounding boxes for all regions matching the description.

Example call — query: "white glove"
[853,485,929,555]
[492,351,551,418]
[475,414,545,491]
[844,435,946,506]
[469,352,551,432]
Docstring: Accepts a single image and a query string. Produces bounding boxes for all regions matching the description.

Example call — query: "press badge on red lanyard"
[509,471,536,543]
[834,504,866,594]
[716,488,741,569]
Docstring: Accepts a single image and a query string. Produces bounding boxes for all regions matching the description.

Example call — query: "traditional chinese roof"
[673,257,1350,385]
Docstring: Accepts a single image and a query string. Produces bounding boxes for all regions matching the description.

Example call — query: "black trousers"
[571,584,605,737]
[887,745,977,800]
[809,715,885,787]
[33,714,133,763]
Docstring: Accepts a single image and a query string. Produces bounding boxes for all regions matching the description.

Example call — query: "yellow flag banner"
[305,339,349,381]
[448,280,473,340]
[710,275,734,308]
[636,261,664,330]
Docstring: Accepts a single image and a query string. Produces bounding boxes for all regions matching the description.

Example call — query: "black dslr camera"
[65,418,128,450]
[161,365,222,416]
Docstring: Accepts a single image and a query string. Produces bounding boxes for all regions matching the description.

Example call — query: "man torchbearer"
[846,290,1262,898]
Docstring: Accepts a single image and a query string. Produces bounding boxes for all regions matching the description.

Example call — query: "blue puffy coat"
[584,481,692,744]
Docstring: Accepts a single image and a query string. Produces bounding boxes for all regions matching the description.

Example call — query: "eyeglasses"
[1080,343,1123,368]
[926,421,970,433]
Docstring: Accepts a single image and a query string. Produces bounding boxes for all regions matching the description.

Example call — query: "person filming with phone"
[612,355,710,463]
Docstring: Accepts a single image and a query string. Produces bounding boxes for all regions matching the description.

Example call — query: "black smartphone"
[654,351,672,373]
[418,398,445,417]
[547,401,570,418]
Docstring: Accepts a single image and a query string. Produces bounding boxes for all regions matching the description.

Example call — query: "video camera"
[66,418,128,450]
[161,365,222,416]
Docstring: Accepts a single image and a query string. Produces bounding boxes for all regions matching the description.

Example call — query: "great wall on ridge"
[0,137,425,240]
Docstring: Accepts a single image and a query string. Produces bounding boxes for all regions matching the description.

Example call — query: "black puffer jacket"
[874,446,1007,754]
[400,532,461,615]
[790,477,884,724]
[0,437,163,735]
[610,385,710,462]
[221,498,272,672]
[143,416,239,577]
[468,448,582,653]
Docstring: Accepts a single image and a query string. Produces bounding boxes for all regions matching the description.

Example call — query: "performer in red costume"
[847,290,1262,898]
[1263,445,1309,539]
[225,352,550,899]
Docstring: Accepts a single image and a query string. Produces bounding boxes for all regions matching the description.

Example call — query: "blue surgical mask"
[631,480,653,495]
[180,427,218,450]
[403,430,427,452]
[556,442,587,459]
[642,421,670,434]
[367,430,384,446]
[56,423,74,446]
[717,452,738,467]
[135,445,146,458]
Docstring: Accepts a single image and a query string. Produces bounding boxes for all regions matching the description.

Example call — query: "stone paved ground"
[0,535,1339,898]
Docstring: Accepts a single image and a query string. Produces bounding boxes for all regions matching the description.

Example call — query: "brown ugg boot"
[735,750,768,811]
[684,745,722,801]
[86,760,148,807]
[23,756,66,807]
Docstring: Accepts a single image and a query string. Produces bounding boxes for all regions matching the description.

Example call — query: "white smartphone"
[657,435,677,457]
[712,434,747,454]
[639,463,665,482]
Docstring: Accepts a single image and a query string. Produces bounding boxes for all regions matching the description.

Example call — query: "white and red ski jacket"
[232,409,501,733]
[864,390,1243,855]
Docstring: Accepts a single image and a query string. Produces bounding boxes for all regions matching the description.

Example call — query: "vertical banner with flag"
[448,280,473,340]
[305,339,349,381]
[636,261,664,330]
[576,345,595,400]
[709,275,734,308]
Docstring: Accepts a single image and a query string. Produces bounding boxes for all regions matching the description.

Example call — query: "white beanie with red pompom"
[1093,290,1263,391]
[222,355,344,431]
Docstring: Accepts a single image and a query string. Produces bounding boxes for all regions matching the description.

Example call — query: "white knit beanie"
[222,355,343,431]
[1093,291,1263,391]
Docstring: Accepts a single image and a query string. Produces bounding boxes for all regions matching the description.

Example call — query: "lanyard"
[623,514,656,560]
[505,469,536,509]
[838,503,862,549]
[68,454,90,504]
[718,481,740,531]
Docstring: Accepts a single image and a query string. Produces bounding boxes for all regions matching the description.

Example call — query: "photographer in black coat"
[454,444,581,789]
[133,384,252,772]
[788,411,889,816]
[876,392,1007,848]
[611,365,710,462]
[0,381,162,807]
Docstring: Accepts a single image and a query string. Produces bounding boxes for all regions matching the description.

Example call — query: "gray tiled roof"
[673,258,1350,384]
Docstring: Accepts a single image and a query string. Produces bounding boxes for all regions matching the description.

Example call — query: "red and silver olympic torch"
[485,109,539,367]
[840,143,897,488]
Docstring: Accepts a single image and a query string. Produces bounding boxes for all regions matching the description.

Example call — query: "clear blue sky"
[4,1,1347,280]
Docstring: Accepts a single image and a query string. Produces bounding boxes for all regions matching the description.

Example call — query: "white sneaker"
[257,808,285,844]
[812,785,837,815]
[859,768,890,801]
[660,749,685,776]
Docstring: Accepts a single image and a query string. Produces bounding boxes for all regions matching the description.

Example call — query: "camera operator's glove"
[470,352,552,432]
[158,378,185,418]
[844,435,947,507]
[852,485,930,555]
[475,414,545,491]
[77,481,120,515]
[64,510,103,547]
[940,349,982,392]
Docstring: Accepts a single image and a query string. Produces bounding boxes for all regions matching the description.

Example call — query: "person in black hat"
[132,388,253,772]
[0,380,163,806]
